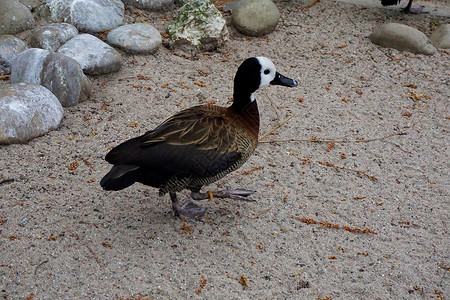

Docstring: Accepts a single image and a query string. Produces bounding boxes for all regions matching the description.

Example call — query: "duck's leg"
[191,189,256,202]
[170,192,206,220]
[402,0,424,13]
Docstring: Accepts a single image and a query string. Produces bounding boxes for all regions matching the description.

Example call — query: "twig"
[306,0,320,8]
[246,208,271,219]
[34,260,49,275]
[64,227,103,269]
[0,178,15,185]
[259,114,296,142]
[264,90,280,121]
[260,131,406,144]
[318,161,378,181]
[290,214,377,234]
[260,105,426,145]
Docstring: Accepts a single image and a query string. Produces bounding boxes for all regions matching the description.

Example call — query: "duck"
[380,0,423,14]
[100,57,298,219]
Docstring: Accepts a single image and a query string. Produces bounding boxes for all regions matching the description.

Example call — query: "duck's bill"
[270,72,298,87]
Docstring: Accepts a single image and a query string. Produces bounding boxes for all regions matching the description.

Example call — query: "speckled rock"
[0,35,28,75]
[45,0,124,32]
[0,0,35,35]
[430,24,450,49]
[11,48,91,107]
[31,23,79,52]
[0,83,64,144]
[58,34,122,75]
[167,0,228,52]
[369,23,436,56]
[122,0,174,11]
[232,0,280,37]
[107,23,162,54]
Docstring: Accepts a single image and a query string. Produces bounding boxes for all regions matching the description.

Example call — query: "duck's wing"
[105,106,245,178]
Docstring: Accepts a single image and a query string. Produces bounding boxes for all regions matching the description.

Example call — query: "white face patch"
[256,56,276,88]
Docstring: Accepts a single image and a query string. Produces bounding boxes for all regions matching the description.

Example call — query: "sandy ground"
[1,0,449,299]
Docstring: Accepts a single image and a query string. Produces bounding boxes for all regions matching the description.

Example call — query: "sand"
[1,0,449,299]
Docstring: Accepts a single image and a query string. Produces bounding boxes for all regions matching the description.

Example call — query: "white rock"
[369,23,436,56]
[58,34,122,75]
[232,0,281,37]
[430,24,450,49]
[107,23,162,54]
[46,0,124,32]
[167,0,228,52]
[0,83,64,144]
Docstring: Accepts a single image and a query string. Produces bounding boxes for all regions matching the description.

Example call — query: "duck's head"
[233,57,298,107]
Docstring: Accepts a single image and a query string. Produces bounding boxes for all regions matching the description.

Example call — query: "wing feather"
[105,105,247,181]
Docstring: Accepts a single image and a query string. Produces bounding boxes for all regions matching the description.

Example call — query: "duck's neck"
[230,92,260,139]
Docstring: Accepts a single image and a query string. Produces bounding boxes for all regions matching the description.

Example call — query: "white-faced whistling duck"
[100,57,298,220]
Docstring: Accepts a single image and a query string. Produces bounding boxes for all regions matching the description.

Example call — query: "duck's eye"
[264,69,270,75]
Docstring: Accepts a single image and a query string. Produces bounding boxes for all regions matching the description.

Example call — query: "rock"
[31,23,79,52]
[19,0,44,10]
[167,0,228,52]
[369,23,436,56]
[0,83,64,144]
[107,23,162,54]
[0,0,35,35]
[11,49,91,107]
[0,35,28,75]
[122,0,174,11]
[45,0,124,32]
[232,0,280,37]
[430,24,450,49]
[58,34,122,75]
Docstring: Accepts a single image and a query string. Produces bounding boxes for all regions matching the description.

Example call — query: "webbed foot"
[191,189,256,202]
[170,192,206,220]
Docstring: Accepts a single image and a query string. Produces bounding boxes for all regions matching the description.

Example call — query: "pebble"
[11,48,91,107]
[0,35,28,75]
[122,0,174,11]
[369,23,436,56]
[232,0,280,37]
[167,0,228,52]
[31,23,79,52]
[45,0,124,32]
[430,24,450,49]
[0,83,64,144]
[58,34,122,75]
[107,23,162,54]
[0,0,35,35]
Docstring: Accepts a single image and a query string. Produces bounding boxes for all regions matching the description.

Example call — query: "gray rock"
[0,0,35,35]
[31,23,79,52]
[11,48,49,84]
[0,35,28,75]
[369,23,436,56]
[45,0,124,32]
[430,24,450,49]
[58,34,122,75]
[0,83,64,144]
[122,0,174,11]
[167,0,228,52]
[19,0,44,10]
[11,49,91,107]
[232,0,280,37]
[107,23,162,54]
